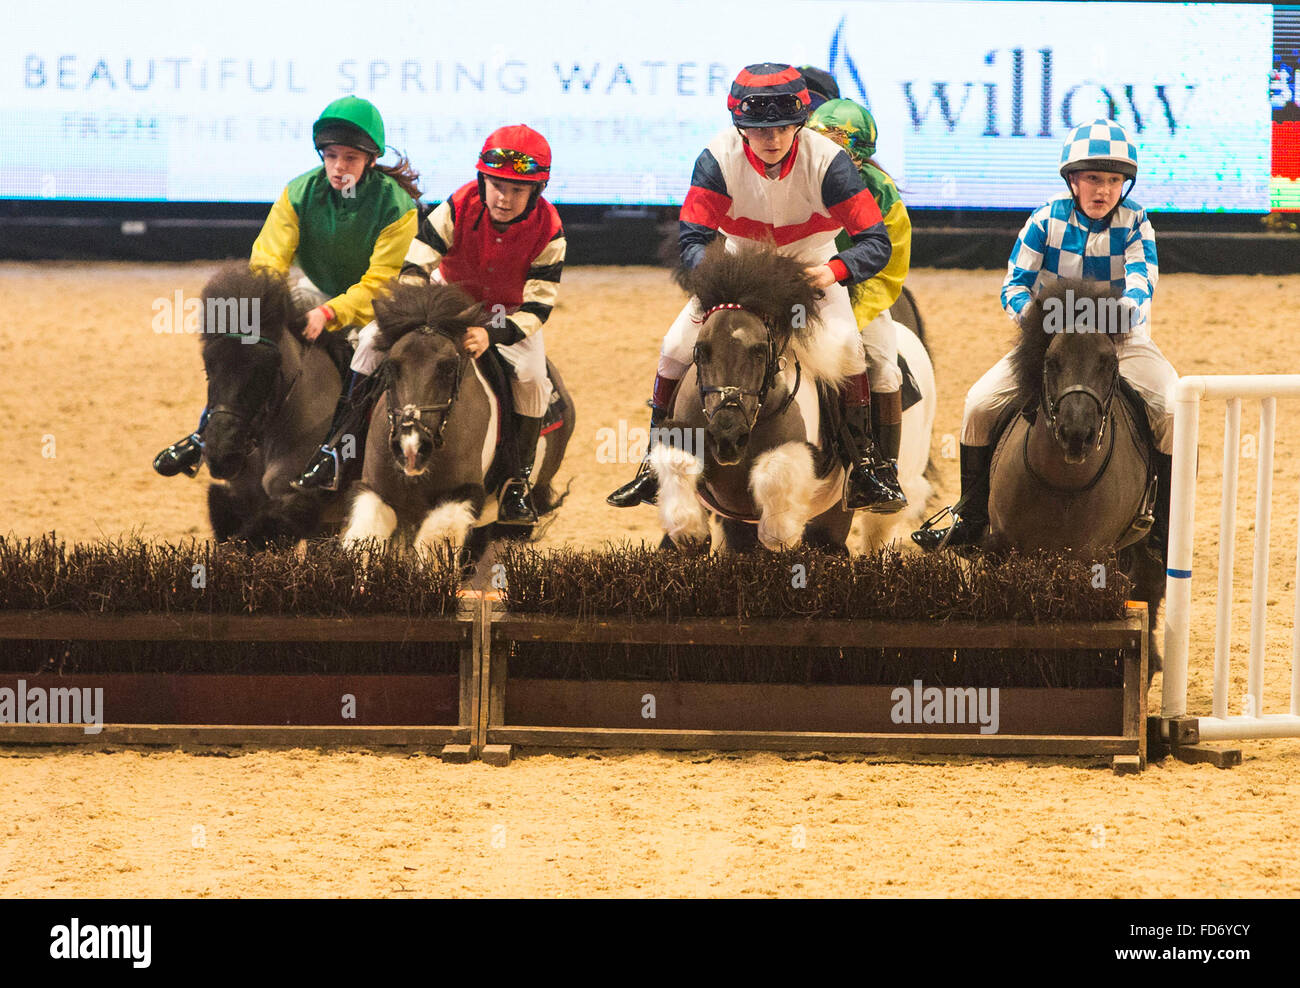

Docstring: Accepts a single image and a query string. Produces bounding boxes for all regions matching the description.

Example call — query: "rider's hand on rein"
[804,265,837,290]
[303,306,330,341]
[461,326,490,358]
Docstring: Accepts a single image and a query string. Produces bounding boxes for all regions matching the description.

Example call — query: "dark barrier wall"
[1,202,1296,274]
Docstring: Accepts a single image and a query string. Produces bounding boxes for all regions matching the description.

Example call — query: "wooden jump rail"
[0,603,484,761]
[0,600,1147,771]
[482,603,1149,773]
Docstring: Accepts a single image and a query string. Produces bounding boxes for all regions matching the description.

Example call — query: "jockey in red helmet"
[296,125,565,526]
[607,62,902,513]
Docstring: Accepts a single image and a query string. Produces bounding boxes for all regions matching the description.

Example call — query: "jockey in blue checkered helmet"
[1059,118,1138,221]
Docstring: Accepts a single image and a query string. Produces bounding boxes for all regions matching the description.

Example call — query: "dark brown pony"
[990,279,1164,663]
[197,263,345,546]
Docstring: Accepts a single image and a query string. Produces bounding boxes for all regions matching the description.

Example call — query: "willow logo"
[890,680,1000,734]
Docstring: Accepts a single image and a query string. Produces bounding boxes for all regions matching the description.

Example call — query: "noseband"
[386,352,467,451]
[1041,360,1119,453]
[691,303,798,429]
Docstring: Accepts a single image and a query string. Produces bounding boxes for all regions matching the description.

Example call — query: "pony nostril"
[735,432,749,449]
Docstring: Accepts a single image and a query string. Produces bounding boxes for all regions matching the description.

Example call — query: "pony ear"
[455,304,484,326]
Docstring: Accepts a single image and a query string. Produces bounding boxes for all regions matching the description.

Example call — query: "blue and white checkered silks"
[1001,194,1159,339]
[1059,118,1138,177]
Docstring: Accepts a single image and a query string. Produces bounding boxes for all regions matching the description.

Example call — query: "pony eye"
[748,344,767,360]
[696,343,712,362]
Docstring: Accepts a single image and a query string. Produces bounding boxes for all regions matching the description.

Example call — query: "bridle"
[386,349,468,451]
[1029,350,1121,493]
[206,335,299,455]
[691,303,799,430]
[1041,357,1119,454]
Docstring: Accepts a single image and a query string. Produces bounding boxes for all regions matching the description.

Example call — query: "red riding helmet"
[476,125,552,184]
[728,63,811,128]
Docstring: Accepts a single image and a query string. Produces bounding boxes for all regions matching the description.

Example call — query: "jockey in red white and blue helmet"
[913,118,1177,562]
[608,62,905,513]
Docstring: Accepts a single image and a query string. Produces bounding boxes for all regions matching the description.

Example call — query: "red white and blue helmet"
[728,63,812,128]
[1059,118,1138,180]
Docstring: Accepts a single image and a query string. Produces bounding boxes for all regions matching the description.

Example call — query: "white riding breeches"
[860,308,901,395]
[657,280,901,393]
[494,330,553,418]
[961,338,1178,453]
[351,322,552,418]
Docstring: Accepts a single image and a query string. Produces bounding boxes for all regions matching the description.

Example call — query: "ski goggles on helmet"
[737,94,806,122]
[479,147,547,176]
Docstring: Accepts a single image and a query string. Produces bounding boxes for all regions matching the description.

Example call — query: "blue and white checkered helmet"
[1059,118,1138,180]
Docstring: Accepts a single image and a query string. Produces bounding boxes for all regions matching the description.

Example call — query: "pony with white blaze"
[654,243,935,553]
[341,279,574,560]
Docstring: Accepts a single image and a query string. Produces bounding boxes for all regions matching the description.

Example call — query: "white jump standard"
[1160,374,1300,759]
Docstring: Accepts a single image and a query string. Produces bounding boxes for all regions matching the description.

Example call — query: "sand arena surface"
[1,261,1299,897]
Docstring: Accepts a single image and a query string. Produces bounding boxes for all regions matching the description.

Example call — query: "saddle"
[474,346,568,492]
[320,332,355,384]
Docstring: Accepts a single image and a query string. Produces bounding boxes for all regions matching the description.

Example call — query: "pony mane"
[197,263,294,356]
[372,280,484,350]
[676,242,821,350]
[1009,279,1121,407]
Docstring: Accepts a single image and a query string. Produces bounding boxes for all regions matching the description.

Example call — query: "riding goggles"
[737,94,806,121]
[479,147,547,176]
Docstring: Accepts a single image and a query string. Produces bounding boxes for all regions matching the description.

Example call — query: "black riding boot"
[842,374,907,513]
[498,414,544,526]
[607,373,677,508]
[911,443,993,552]
[293,371,380,492]
[872,390,905,504]
[1147,451,1173,566]
[153,407,209,477]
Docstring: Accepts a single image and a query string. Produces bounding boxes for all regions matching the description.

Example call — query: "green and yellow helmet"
[312,96,384,156]
[807,98,878,165]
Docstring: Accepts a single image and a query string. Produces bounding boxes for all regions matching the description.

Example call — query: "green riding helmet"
[313,96,385,156]
[807,98,879,165]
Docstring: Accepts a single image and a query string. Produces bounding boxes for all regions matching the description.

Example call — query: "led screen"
[3,1,1274,211]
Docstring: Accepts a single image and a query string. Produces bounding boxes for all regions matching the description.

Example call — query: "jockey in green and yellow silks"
[807,97,911,467]
[153,96,419,481]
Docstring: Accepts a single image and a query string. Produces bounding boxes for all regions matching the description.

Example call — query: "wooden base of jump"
[0,604,484,756]
[0,600,1147,770]
[484,605,1149,773]
[1146,714,1243,769]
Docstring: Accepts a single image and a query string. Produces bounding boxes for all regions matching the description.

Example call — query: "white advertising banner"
[2,0,1273,210]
